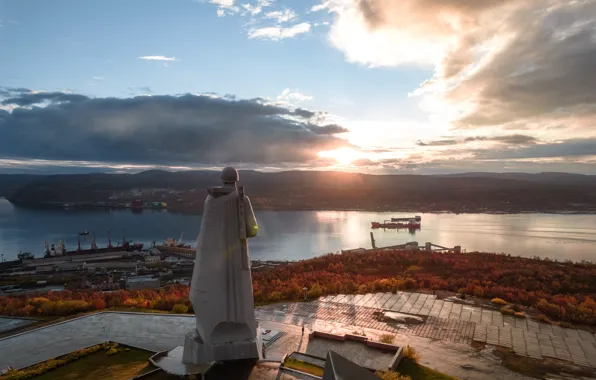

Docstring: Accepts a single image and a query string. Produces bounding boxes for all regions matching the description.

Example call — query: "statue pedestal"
[182,324,263,365]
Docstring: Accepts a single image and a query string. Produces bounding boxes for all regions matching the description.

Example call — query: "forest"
[1,250,595,325]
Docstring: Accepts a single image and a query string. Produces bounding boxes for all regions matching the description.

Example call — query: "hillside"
[0,174,43,197]
[5,170,596,213]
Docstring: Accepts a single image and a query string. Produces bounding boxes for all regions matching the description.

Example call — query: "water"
[0,199,595,262]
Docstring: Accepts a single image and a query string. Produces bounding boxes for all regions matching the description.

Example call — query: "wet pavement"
[256,292,596,369]
[0,316,37,333]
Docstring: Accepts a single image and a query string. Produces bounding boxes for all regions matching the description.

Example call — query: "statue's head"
[221,167,239,185]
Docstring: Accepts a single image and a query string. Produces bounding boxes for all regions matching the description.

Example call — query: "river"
[0,199,595,262]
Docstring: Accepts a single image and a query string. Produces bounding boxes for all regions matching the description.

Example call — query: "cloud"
[248,22,311,40]
[264,9,296,23]
[2,92,88,106]
[277,88,313,104]
[138,56,178,61]
[473,138,596,160]
[242,0,273,15]
[417,134,538,146]
[311,2,330,12]
[324,0,596,132]
[0,90,352,166]
[308,124,349,135]
[92,76,104,81]
[416,139,458,147]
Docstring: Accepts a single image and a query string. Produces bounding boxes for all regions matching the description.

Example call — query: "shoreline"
[5,199,596,216]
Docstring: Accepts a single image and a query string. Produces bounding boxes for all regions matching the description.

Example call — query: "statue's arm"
[244,196,258,238]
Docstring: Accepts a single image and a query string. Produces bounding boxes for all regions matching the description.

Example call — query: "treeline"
[1,250,595,325]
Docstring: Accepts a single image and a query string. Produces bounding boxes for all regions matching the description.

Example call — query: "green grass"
[396,359,458,380]
[283,357,325,377]
[31,348,154,380]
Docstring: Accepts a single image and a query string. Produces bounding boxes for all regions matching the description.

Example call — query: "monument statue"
[182,167,262,365]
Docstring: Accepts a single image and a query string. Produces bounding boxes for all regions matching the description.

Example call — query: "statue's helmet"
[221,167,239,184]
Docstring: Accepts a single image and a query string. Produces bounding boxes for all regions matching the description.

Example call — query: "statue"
[182,167,262,365]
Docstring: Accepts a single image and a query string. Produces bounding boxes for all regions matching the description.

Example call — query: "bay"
[0,199,595,262]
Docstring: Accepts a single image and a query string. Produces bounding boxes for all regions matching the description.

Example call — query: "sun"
[318,148,359,165]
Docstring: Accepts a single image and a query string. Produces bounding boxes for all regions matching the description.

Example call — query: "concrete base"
[150,347,213,376]
[182,326,263,365]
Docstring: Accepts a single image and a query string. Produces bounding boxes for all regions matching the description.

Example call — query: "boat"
[153,232,195,256]
[371,219,421,230]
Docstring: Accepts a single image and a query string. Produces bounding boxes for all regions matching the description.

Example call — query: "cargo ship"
[43,230,143,258]
[371,219,421,229]
[152,233,195,257]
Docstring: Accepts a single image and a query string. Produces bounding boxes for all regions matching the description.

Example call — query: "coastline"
[5,198,596,216]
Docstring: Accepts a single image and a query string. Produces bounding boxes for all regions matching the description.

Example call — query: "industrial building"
[125,276,161,290]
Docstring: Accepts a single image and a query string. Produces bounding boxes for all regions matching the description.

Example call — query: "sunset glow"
[318,148,360,165]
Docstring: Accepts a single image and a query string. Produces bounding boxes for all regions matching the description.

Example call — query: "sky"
[1,0,595,175]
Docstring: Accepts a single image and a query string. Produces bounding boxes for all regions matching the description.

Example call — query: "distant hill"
[0,174,44,197]
[5,170,596,213]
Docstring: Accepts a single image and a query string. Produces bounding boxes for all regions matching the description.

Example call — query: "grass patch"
[31,347,153,380]
[282,357,324,377]
[379,334,395,344]
[396,359,457,380]
[1,344,154,380]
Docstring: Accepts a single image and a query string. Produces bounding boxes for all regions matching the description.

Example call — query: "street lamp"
[303,287,308,301]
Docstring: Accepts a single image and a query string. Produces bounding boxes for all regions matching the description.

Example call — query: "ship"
[43,230,143,258]
[152,232,195,257]
[371,219,421,230]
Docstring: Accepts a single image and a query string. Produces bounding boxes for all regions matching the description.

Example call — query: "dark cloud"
[2,92,88,106]
[0,91,351,166]
[439,1,596,128]
[293,108,317,118]
[473,138,596,160]
[308,124,349,135]
[418,134,537,146]
[0,86,33,97]
[416,139,458,146]
[464,134,537,145]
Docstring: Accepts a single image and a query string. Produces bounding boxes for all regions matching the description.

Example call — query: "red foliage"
[253,250,596,325]
[1,251,595,325]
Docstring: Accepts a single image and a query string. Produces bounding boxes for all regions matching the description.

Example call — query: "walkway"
[256,292,596,368]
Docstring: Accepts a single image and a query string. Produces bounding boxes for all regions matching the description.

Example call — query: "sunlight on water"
[0,199,594,262]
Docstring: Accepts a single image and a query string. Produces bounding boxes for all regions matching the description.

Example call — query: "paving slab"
[537,333,556,358]
[459,306,473,322]
[390,293,409,312]
[473,323,487,342]
[550,324,566,338]
[470,307,483,324]
[514,317,527,330]
[399,293,421,314]
[578,340,596,368]
[356,293,374,306]
[372,293,393,309]
[428,300,444,317]
[481,309,493,325]
[498,327,513,348]
[551,336,573,362]
[526,320,540,333]
[512,328,527,356]
[449,303,463,320]
[578,330,595,343]
[382,293,402,310]
[564,328,580,340]
[565,337,591,367]
[503,315,516,328]
[492,311,504,327]
[538,323,553,335]
[409,294,429,315]
[486,325,500,345]
[418,297,436,316]
[438,301,454,319]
